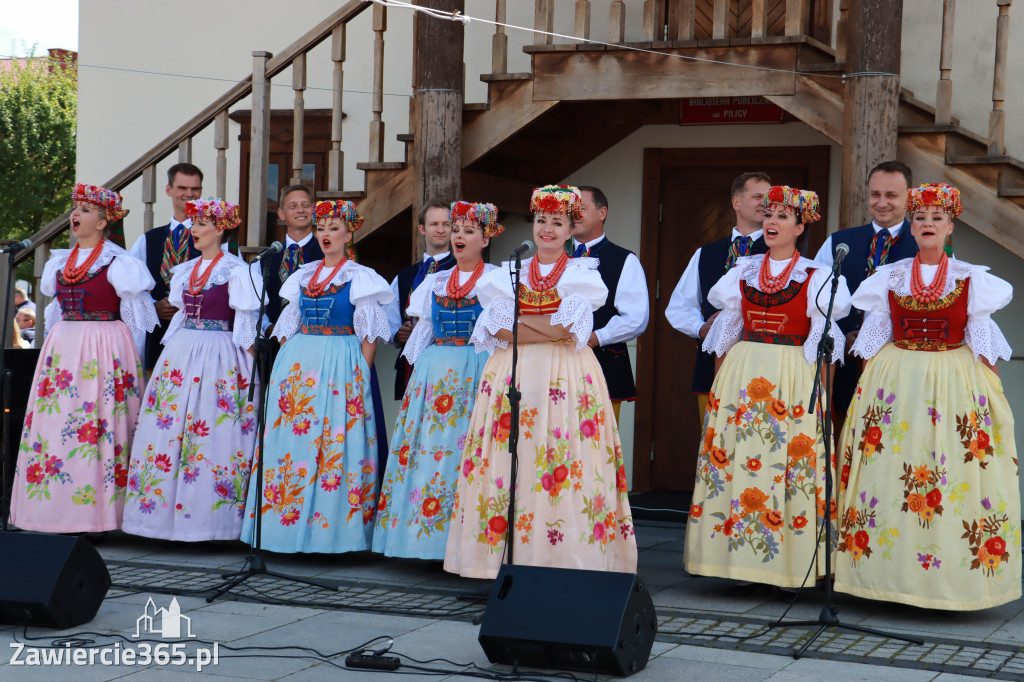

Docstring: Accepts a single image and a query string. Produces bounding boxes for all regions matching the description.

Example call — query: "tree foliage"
[0,50,77,261]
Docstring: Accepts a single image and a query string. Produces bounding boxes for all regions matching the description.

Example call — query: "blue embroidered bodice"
[299,283,355,335]
[431,293,481,345]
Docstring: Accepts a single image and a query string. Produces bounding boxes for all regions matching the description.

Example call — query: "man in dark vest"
[665,171,771,420]
[813,160,916,419]
[571,186,649,423]
[263,184,322,330]
[386,200,456,400]
[128,163,203,370]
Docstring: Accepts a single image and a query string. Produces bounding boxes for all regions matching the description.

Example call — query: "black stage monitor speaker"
[0,532,110,628]
[478,565,657,677]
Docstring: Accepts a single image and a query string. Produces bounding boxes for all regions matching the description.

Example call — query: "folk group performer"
[373,201,501,559]
[684,185,851,588]
[836,183,1020,610]
[444,185,637,579]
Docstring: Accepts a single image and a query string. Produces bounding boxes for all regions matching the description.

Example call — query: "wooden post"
[670,0,695,40]
[609,0,626,43]
[328,25,345,192]
[713,0,728,39]
[988,0,1012,155]
[752,0,767,39]
[534,0,554,45]
[247,51,272,247]
[574,0,591,40]
[178,138,192,163]
[291,52,306,185]
[492,0,508,73]
[642,0,658,41]
[412,0,464,260]
[840,0,902,228]
[935,0,955,125]
[214,110,229,199]
[369,3,387,163]
[835,0,850,62]
[141,164,157,232]
[785,0,809,36]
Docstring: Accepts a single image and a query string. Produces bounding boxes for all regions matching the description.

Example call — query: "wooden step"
[355,161,406,171]
[480,72,532,83]
[464,102,489,112]
[316,190,365,200]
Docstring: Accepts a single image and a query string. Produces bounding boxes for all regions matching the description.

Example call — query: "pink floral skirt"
[444,342,637,579]
[11,320,143,532]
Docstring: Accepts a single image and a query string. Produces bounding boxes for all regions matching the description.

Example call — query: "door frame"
[632,145,831,491]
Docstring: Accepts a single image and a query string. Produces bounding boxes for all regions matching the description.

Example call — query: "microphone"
[0,239,32,254]
[510,240,533,259]
[832,242,849,277]
[253,241,284,262]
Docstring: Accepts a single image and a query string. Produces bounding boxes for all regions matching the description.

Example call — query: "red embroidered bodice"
[739,270,814,346]
[55,264,121,321]
[889,278,969,352]
[517,283,561,315]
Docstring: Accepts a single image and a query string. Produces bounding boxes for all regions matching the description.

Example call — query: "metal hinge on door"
[658,203,663,222]
[650,444,655,462]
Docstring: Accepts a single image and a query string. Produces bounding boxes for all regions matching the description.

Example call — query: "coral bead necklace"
[758,250,801,294]
[306,259,347,297]
[910,253,949,303]
[529,251,568,291]
[447,259,485,300]
[188,252,224,295]
[62,241,106,284]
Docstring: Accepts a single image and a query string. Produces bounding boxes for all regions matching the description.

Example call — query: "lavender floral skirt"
[122,329,258,541]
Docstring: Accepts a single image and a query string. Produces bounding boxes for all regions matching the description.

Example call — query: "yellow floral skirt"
[683,341,831,587]
[443,342,637,579]
[835,344,1021,610]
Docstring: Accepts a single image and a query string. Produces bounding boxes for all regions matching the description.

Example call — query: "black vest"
[393,252,457,400]
[585,238,638,402]
[143,223,200,369]
[831,221,916,334]
[263,237,325,325]
[692,233,768,393]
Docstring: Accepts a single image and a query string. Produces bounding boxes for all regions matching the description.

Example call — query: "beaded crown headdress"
[530,185,583,222]
[72,183,129,222]
[449,201,504,238]
[314,200,365,230]
[905,183,963,218]
[185,198,242,230]
[762,185,821,224]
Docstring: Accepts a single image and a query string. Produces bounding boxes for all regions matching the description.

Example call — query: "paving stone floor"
[0,519,1021,680]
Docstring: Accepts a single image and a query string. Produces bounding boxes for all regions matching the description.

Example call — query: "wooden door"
[633,146,830,492]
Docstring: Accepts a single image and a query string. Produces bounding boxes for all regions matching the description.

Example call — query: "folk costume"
[241,201,394,553]
[12,185,158,532]
[683,186,852,587]
[835,184,1020,610]
[123,200,261,541]
[373,202,501,559]
[444,186,637,579]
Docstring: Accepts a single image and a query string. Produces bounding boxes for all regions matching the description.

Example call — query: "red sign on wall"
[680,96,785,125]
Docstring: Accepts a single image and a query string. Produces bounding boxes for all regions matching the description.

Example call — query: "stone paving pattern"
[0,518,1021,680]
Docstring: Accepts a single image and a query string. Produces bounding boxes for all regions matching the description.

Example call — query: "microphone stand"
[0,250,18,531]
[207,253,337,602]
[778,263,921,658]
[502,251,525,565]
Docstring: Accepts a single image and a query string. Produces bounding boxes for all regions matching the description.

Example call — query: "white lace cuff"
[550,293,593,351]
[272,300,302,341]
[851,309,893,360]
[353,302,392,343]
[233,309,259,349]
[702,308,743,357]
[470,296,514,354]
[120,291,159,336]
[806,317,846,365]
[965,316,1013,364]
[402,317,434,364]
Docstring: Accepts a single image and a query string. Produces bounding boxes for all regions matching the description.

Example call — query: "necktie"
[412,257,437,292]
[725,235,753,270]
[279,243,300,282]
[160,224,189,284]
[867,228,893,275]
[572,243,587,258]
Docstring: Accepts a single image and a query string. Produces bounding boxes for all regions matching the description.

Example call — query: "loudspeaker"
[0,532,110,628]
[478,565,657,677]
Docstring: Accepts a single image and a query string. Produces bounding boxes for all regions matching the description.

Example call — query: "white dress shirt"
[664,227,763,339]
[571,235,649,346]
[814,221,904,266]
[386,251,452,343]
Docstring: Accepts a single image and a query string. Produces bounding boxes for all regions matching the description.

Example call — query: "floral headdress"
[530,185,583,221]
[905,183,963,218]
[449,201,504,238]
[314,200,364,230]
[185,198,241,230]
[762,185,821,224]
[72,183,129,222]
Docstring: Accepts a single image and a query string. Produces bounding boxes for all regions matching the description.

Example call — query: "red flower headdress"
[449,201,504,237]
[185,198,241,230]
[530,185,583,221]
[905,183,963,218]
[762,185,821,224]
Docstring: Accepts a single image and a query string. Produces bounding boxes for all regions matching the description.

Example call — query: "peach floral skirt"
[684,341,832,587]
[836,344,1020,610]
